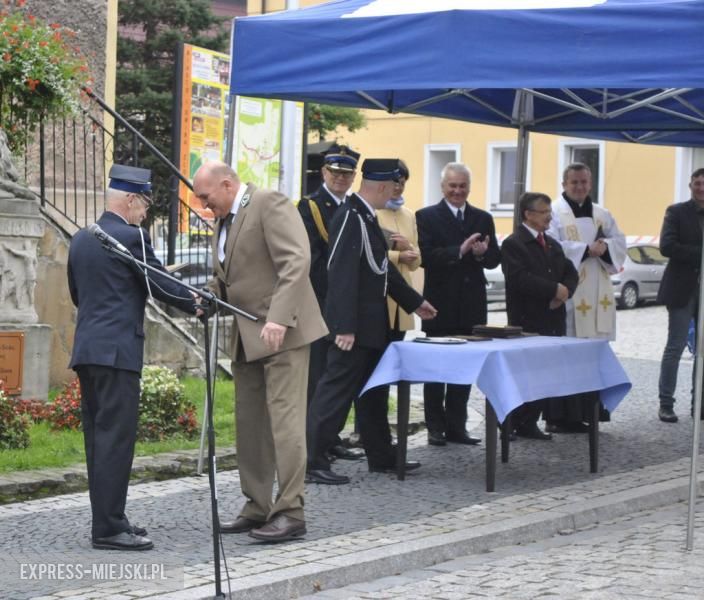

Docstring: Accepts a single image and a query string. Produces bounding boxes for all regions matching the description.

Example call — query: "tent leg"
[512,90,531,233]
[686,240,704,550]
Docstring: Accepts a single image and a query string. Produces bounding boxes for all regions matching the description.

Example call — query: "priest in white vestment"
[548,164,626,340]
[544,162,627,432]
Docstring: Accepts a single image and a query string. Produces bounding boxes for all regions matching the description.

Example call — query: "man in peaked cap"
[297,143,365,462]
[68,164,199,551]
[306,159,437,484]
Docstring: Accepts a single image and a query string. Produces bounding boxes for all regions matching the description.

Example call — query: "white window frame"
[557,138,606,206]
[674,147,704,204]
[423,144,461,207]
[486,141,532,215]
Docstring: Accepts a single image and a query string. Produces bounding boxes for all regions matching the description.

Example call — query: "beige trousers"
[233,344,309,522]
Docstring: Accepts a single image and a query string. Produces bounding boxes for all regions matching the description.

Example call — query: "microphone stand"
[100,241,255,599]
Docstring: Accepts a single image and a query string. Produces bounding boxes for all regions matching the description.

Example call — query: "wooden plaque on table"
[0,331,24,395]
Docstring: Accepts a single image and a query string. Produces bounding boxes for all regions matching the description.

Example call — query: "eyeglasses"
[135,193,152,207]
[527,208,551,215]
[326,168,355,179]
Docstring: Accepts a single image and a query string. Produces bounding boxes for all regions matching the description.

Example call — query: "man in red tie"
[500,192,579,440]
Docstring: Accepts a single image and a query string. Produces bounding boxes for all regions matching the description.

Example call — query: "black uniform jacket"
[325,194,423,349]
[416,199,500,334]
[501,225,579,336]
[657,199,703,308]
[68,211,196,373]
[297,186,342,307]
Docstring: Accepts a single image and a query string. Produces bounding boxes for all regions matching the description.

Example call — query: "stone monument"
[0,130,51,400]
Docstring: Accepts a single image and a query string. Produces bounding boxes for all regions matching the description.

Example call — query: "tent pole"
[686,237,704,550]
[512,91,530,232]
[279,0,300,199]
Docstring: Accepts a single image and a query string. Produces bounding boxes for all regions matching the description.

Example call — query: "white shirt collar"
[356,193,376,217]
[107,210,129,225]
[522,223,542,239]
[323,182,346,205]
[231,183,247,217]
[444,199,463,217]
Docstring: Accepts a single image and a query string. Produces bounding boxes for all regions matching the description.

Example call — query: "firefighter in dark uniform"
[298,144,364,461]
[305,159,438,484]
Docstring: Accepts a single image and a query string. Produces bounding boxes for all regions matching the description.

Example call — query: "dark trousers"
[307,344,393,470]
[76,365,140,539]
[307,337,330,405]
[423,382,470,436]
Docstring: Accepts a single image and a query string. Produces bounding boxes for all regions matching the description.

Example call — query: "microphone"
[88,223,130,254]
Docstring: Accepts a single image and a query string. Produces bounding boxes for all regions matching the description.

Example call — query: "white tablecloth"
[360,336,632,423]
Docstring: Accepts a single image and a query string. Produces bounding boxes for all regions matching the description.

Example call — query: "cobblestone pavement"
[300,502,704,600]
[2,305,702,599]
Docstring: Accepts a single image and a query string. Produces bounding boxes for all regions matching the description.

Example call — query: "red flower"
[2,52,10,61]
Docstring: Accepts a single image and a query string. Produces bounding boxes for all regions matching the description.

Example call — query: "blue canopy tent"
[229,0,704,547]
[230,0,704,147]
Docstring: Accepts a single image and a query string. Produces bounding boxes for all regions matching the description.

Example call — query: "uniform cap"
[361,158,402,182]
[108,164,152,195]
[323,143,360,173]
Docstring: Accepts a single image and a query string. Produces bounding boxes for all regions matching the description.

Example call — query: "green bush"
[15,367,199,442]
[138,366,198,441]
[0,381,30,450]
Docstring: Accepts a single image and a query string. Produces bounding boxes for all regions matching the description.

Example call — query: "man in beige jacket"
[194,161,327,543]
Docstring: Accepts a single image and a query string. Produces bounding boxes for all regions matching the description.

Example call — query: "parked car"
[484,242,667,309]
[485,265,506,304]
[153,246,214,289]
[611,243,667,309]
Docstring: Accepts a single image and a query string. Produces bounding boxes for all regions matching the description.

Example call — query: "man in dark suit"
[68,165,198,551]
[306,159,437,485]
[501,192,579,439]
[194,161,328,542]
[297,144,364,461]
[657,167,704,423]
[416,162,500,447]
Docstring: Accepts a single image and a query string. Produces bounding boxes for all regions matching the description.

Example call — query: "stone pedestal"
[0,324,51,400]
[0,142,52,400]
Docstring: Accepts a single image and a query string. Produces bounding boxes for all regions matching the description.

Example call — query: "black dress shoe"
[659,407,678,423]
[305,469,350,485]
[368,460,421,473]
[546,421,589,433]
[92,531,153,551]
[446,432,481,445]
[249,514,306,543]
[427,431,446,446]
[128,524,147,537]
[328,444,365,460]
[220,516,266,534]
[515,423,553,441]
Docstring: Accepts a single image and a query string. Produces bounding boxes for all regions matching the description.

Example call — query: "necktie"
[219,213,235,264]
[537,232,547,250]
[222,213,235,240]
[456,209,463,223]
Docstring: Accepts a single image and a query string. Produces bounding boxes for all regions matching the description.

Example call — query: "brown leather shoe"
[220,516,265,534]
[248,514,306,542]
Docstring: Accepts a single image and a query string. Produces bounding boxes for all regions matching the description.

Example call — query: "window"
[487,141,532,213]
[559,139,605,205]
[640,245,667,266]
[674,148,704,203]
[424,144,461,207]
[487,143,520,212]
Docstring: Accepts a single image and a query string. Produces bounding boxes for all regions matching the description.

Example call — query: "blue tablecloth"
[360,336,632,423]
